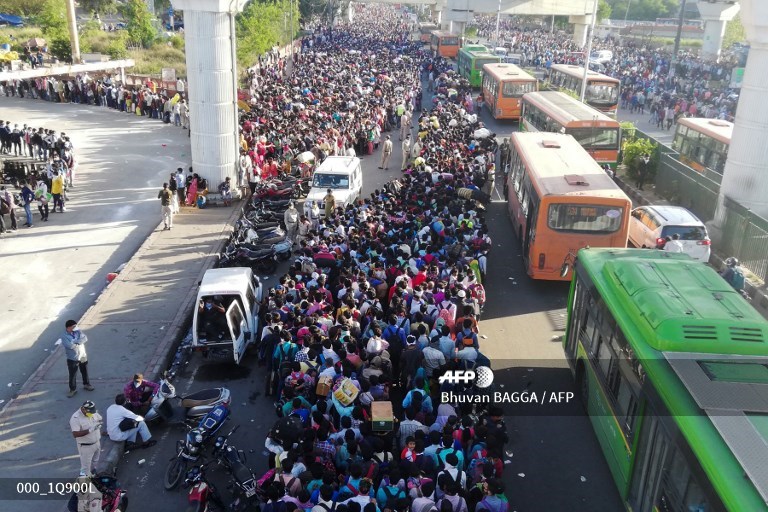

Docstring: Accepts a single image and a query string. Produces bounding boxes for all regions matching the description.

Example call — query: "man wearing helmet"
[70,400,103,476]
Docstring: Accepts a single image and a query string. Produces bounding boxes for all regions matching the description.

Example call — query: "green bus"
[564,248,768,512]
[457,48,500,88]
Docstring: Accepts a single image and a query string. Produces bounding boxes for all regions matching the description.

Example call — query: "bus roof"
[677,117,733,145]
[510,132,628,199]
[549,64,620,84]
[418,22,438,28]
[576,248,768,510]
[431,30,456,38]
[460,44,488,53]
[482,63,536,82]
[522,91,618,126]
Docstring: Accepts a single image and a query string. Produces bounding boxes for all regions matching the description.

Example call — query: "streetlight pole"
[289,0,294,61]
[494,0,501,46]
[672,0,688,59]
[624,0,631,23]
[579,0,598,103]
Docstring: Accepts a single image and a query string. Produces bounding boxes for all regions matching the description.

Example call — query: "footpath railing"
[627,127,768,283]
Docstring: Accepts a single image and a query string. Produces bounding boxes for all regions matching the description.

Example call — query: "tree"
[597,0,612,23]
[34,0,68,38]
[236,0,299,67]
[79,0,117,16]
[122,0,157,48]
[607,0,680,21]
[723,13,746,50]
[622,137,658,190]
[0,0,45,17]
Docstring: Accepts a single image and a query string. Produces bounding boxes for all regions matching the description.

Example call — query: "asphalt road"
[115,90,623,511]
[0,97,191,407]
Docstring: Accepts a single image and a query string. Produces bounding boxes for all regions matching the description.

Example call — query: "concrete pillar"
[65,0,81,63]
[714,0,768,222]
[347,1,353,23]
[170,0,246,186]
[698,2,740,59]
[569,14,593,48]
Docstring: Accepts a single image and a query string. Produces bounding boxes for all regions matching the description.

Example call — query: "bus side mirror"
[560,263,571,278]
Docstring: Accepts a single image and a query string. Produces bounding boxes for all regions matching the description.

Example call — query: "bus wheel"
[576,362,589,411]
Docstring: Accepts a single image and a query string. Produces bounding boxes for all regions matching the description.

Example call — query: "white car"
[628,205,711,263]
[305,156,363,216]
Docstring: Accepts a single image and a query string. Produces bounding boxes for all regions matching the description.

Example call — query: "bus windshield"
[442,37,459,46]
[312,173,349,189]
[567,128,620,150]
[502,81,536,97]
[585,83,619,104]
[547,204,624,233]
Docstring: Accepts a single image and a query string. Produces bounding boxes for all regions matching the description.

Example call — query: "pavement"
[0,202,239,511]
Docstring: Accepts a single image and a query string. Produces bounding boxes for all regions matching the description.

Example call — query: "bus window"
[586,83,619,104]
[547,204,624,233]
[443,37,459,46]
[568,128,620,149]
[502,81,535,97]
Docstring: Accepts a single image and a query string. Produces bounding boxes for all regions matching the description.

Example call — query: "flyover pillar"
[569,14,592,47]
[170,0,246,186]
[714,0,768,223]
[697,1,741,59]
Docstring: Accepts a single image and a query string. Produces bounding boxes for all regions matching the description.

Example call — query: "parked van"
[590,50,613,64]
[191,267,263,364]
[305,156,363,216]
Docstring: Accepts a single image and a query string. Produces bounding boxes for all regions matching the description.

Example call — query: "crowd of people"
[0,123,76,232]
[468,15,743,125]
[234,7,509,512]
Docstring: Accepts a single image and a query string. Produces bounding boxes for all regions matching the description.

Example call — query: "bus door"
[522,198,537,267]
[628,415,670,512]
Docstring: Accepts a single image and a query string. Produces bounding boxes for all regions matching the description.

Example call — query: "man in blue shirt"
[61,319,94,397]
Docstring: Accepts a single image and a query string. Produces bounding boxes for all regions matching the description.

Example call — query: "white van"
[305,156,363,216]
[191,267,263,364]
[590,50,613,65]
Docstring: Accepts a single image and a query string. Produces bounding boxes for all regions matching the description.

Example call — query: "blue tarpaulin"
[0,13,24,26]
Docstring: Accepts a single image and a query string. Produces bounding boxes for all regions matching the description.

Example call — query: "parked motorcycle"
[213,426,259,511]
[144,371,231,425]
[184,462,225,512]
[164,404,230,490]
[67,475,128,512]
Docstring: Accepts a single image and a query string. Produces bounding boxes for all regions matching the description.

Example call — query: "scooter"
[144,371,231,425]
[184,462,226,512]
[164,404,230,490]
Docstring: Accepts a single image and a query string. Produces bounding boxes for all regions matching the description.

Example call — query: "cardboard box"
[371,401,394,432]
[332,378,359,406]
[316,376,332,397]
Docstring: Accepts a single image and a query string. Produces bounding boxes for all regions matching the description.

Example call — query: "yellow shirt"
[51,176,64,194]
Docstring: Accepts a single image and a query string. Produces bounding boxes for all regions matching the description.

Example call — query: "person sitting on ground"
[106,393,157,450]
[218,176,233,206]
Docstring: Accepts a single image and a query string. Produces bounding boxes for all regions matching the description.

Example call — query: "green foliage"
[597,0,612,22]
[106,31,129,59]
[623,137,658,188]
[464,26,478,38]
[79,0,117,15]
[298,0,325,22]
[49,34,72,62]
[607,0,680,21]
[723,13,746,49]
[122,0,156,48]
[168,34,184,50]
[0,0,45,17]
[236,0,299,68]
[34,0,68,39]
[129,41,185,76]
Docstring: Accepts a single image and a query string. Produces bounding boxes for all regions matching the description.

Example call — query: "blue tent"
[0,13,24,27]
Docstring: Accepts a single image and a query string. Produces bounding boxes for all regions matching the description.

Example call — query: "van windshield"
[313,172,350,190]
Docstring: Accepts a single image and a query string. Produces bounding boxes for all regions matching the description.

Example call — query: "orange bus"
[430,30,460,58]
[547,64,620,115]
[672,117,732,174]
[418,22,438,43]
[520,91,621,167]
[481,63,537,120]
[504,132,631,281]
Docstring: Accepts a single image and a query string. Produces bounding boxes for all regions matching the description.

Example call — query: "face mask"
[205,303,213,310]
[134,381,142,388]
[85,412,93,418]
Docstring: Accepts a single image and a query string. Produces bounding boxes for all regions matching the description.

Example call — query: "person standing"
[168,172,179,214]
[51,171,65,212]
[400,109,412,141]
[61,319,94,397]
[401,134,411,170]
[175,168,186,208]
[20,180,34,227]
[379,135,393,170]
[663,233,684,253]
[284,201,299,243]
[324,189,335,218]
[70,400,103,477]
[158,182,173,230]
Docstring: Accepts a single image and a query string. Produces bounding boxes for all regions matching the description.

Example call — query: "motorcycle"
[218,244,279,273]
[67,475,128,512]
[184,462,226,512]
[229,239,292,262]
[144,371,231,425]
[213,425,259,511]
[164,404,230,490]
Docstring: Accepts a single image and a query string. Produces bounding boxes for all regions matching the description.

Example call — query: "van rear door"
[226,301,249,364]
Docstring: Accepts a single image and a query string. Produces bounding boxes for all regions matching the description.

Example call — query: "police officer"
[70,400,103,477]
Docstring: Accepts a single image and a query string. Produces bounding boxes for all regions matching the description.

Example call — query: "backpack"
[731,268,745,290]
[469,284,486,305]
[316,502,337,512]
[437,303,455,331]
[383,325,404,352]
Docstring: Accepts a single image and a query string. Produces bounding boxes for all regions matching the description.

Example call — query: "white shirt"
[664,240,684,253]
[70,409,103,445]
[106,404,141,441]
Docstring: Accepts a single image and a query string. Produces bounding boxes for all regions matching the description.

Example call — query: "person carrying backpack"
[475,479,509,512]
[721,257,746,292]
[382,315,407,375]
